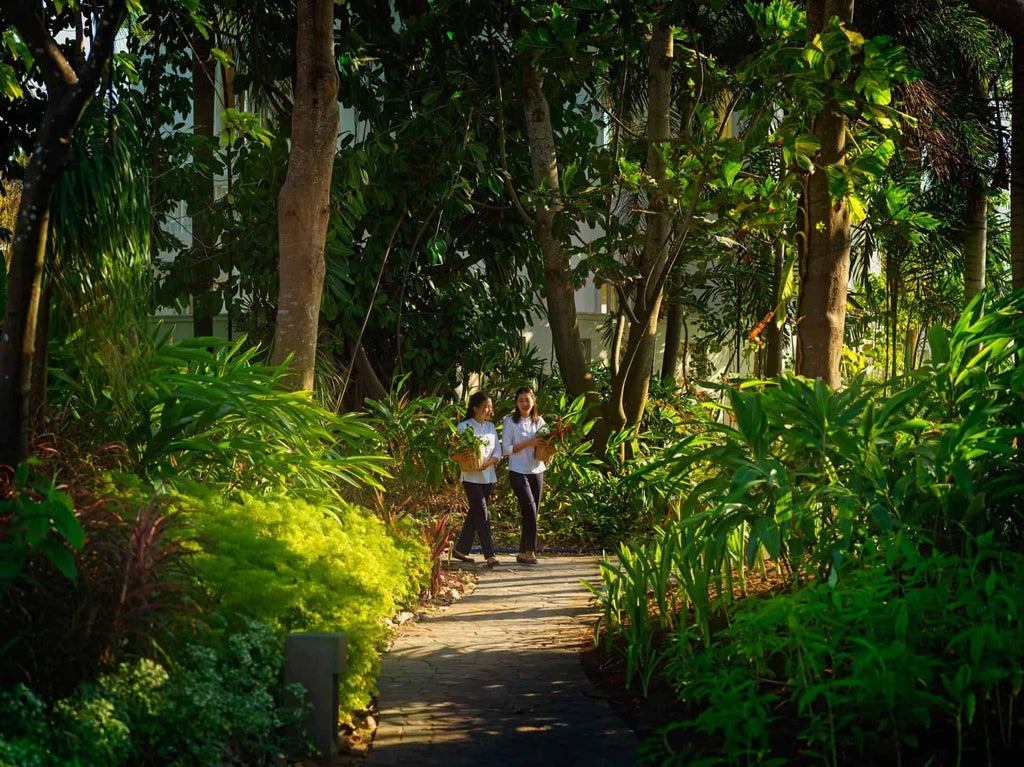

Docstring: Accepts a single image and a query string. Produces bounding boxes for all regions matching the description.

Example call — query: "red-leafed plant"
[0,436,199,699]
[537,415,570,444]
[420,512,454,598]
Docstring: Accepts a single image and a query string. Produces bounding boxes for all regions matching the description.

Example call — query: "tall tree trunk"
[0,0,127,469]
[609,23,674,430]
[886,248,901,380]
[519,57,592,398]
[190,35,218,338]
[964,173,988,303]
[661,294,684,384]
[1013,35,1024,291]
[966,1,1024,289]
[796,0,854,389]
[764,239,785,378]
[271,0,339,391]
[610,310,626,379]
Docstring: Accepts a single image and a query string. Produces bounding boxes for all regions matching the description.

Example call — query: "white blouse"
[502,414,547,475]
[457,418,501,484]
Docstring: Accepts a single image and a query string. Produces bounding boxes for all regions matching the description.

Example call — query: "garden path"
[364,554,640,766]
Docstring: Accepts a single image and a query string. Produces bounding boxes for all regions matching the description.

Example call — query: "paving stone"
[367,555,639,766]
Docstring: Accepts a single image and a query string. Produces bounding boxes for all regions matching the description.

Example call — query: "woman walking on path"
[502,386,547,565]
[451,391,503,568]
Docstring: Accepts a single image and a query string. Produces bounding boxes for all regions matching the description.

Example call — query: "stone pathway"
[366,555,640,766]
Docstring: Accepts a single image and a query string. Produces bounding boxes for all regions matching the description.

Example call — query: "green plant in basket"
[447,425,484,471]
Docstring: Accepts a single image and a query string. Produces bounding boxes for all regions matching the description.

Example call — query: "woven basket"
[534,440,556,462]
[452,448,482,472]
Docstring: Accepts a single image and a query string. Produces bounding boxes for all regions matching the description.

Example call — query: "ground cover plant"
[587,290,1024,766]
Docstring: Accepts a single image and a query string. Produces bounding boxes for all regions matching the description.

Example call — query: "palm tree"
[853,0,1008,376]
[965,0,1024,290]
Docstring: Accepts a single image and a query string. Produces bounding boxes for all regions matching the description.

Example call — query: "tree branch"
[491,32,535,229]
[1,0,77,92]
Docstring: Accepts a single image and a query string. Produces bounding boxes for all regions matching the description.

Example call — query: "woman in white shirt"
[451,391,503,568]
[501,387,547,565]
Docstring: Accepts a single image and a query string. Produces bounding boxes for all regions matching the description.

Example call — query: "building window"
[599,283,616,314]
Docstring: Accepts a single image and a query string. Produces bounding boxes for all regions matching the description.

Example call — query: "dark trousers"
[455,481,496,559]
[509,471,543,553]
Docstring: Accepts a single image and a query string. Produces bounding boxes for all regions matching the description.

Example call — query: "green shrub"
[1,466,195,701]
[0,622,307,767]
[122,623,308,766]
[599,290,1024,766]
[652,533,1024,766]
[178,487,430,715]
[0,459,83,594]
[0,684,51,767]
[49,332,387,502]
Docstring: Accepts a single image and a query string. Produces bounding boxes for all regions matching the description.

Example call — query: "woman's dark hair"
[465,391,492,421]
[510,386,538,424]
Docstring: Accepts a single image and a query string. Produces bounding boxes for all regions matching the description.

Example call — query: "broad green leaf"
[722,158,742,187]
[927,325,950,366]
[39,540,78,582]
[782,132,820,172]
[848,193,867,224]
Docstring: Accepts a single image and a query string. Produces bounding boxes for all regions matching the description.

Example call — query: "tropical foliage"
[588,289,1024,765]
[3,0,1024,765]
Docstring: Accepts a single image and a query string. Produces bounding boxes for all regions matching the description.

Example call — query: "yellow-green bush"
[176,488,429,716]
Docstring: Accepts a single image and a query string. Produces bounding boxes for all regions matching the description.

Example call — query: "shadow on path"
[366,556,639,766]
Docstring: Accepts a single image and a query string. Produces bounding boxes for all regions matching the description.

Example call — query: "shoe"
[516,554,538,565]
[451,550,476,564]
[486,557,501,568]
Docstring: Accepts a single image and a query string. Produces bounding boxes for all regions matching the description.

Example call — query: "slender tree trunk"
[964,174,988,303]
[0,0,127,468]
[222,51,237,339]
[886,249,901,379]
[610,310,625,379]
[190,35,218,338]
[609,23,674,430]
[966,2,1024,288]
[271,0,339,391]
[904,320,922,372]
[520,57,592,398]
[1013,35,1024,290]
[661,295,684,384]
[764,239,785,378]
[796,0,854,389]
[339,340,388,411]
[146,27,165,278]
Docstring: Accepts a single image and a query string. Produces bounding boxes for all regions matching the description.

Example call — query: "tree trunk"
[190,34,218,338]
[608,23,674,430]
[610,310,626,379]
[964,173,988,303]
[0,0,127,469]
[966,1,1024,289]
[661,296,684,384]
[1013,35,1024,291]
[271,0,339,391]
[519,57,593,398]
[764,239,785,378]
[796,0,854,389]
[886,248,901,379]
